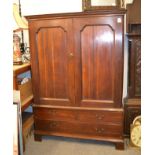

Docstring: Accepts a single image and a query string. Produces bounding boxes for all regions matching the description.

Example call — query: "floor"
[24,135,140,155]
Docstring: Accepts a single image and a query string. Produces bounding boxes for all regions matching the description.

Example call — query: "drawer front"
[18,79,33,102]
[35,119,123,137]
[34,108,77,122]
[34,107,123,124]
[77,110,123,124]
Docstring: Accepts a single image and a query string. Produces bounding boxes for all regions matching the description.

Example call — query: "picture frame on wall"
[82,0,124,11]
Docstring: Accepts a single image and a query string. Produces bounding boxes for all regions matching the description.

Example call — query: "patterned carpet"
[24,135,140,155]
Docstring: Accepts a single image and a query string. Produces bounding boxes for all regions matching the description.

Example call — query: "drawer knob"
[50,110,56,114]
[50,122,57,128]
[95,128,101,133]
[96,114,104,120]
[95,128,105,133]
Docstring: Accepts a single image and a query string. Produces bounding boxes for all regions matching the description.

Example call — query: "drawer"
[34,108,77,122]
[18,79,33,103]
[35,119,123,137]
[77,110,123,124]
[34,107,123,124]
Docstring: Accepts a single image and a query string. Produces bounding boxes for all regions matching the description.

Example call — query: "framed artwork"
[83,0,124,11]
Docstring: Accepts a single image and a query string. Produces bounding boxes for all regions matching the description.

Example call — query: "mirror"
[91,0,117,6]
[83,0,123,11]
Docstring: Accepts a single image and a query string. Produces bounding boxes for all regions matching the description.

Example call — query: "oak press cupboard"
[26,9,126,150]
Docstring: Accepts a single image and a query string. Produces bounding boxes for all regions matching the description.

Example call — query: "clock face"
[133,116,141,125]
[131,125,141,147]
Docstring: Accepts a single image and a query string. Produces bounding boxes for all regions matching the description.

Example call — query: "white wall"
[21,0,82,16]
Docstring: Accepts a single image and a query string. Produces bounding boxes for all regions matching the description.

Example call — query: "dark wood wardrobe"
[26,9,126,150]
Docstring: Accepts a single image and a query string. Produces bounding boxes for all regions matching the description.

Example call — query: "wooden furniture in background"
[13,63,34,111]
[26,9,126,150]
[127,33,141,98]
[13,63,31,89]
[13,63,34,151]
[124,99,141,135]
[126,0,141,33]
[22,112,34,148]
[124,0,141,136]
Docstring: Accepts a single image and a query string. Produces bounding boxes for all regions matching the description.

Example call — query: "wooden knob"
[101,128,105,132]
[95,128,105,134]
[50,110,56,114]
[96,114,104,120]
[50,122,57,128]
[69,53,74,57]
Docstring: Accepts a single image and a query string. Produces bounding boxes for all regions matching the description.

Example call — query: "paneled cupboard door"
[29,19,75,106]
[73,16,124,108]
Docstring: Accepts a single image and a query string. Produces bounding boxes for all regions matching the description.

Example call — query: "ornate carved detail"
[121,0,125,8]
[134,39,141,96]
[128,35,141,98]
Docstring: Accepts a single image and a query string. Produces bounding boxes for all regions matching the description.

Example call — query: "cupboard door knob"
[69,53,74,57]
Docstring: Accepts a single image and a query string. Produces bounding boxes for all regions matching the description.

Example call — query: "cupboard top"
[25,9,126,21]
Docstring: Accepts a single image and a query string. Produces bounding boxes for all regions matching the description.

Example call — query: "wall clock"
[130,115,141,147]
